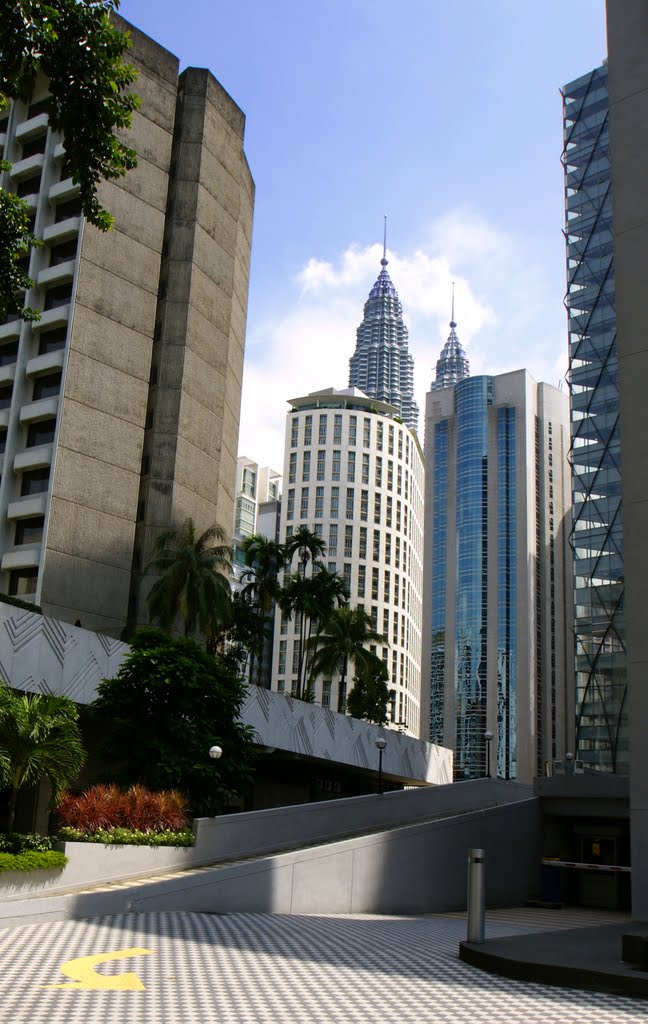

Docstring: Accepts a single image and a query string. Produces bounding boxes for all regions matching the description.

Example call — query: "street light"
[375,737,387,795]
[484,730,494,778]
[565,751,574,776]
[209,745,223,761]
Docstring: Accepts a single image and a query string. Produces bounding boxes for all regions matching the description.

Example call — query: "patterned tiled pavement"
[0,909,645,1024]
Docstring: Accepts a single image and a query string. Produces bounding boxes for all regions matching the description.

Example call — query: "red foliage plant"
[57,784,189,833]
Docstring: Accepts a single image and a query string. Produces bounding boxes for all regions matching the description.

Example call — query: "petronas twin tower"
[348,237,470,431]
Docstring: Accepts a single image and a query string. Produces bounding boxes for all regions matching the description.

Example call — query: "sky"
[123,0,608,471]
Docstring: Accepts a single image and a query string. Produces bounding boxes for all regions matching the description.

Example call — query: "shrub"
[0,850,67,873]
[0,833,56,853]
[0,594,43,615]
[58,826,194,847]
[56,784,190,833]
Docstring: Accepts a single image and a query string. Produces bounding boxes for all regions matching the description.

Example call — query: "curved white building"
[271,387,424,735]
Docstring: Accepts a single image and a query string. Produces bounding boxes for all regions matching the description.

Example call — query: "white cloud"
[239,207,568,472]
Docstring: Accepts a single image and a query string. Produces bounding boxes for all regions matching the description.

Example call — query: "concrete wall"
[0,791,541,927]
[40,23,180,634]
[606,0,648,918]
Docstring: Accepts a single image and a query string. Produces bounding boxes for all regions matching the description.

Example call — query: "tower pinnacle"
[431,286,470,390]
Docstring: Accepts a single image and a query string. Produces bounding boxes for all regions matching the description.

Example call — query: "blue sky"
[123,0,607,470]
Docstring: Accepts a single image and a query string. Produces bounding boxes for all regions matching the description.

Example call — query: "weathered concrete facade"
[606,0,648,917]
[0,19,254,635]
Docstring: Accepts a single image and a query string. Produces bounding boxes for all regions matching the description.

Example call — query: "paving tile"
[0,911,644,1024]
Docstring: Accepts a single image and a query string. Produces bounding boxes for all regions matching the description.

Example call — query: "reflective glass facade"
[429,420,448,744]
[496,407,517,779]
[454,377,492,778]
[563,66,627,772]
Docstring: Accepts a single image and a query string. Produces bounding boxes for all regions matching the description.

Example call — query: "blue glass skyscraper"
[422,370,572,782]
[562,65,627,773]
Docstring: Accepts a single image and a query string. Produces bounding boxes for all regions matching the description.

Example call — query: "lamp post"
[209,745,223,817]
[565,751,574,776]
[484,730,494,778]
[375,737,387,795]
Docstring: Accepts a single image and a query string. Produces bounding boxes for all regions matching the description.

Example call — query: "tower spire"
[382,215,388,266]
[450,281,456,327]
[431,283,470,390]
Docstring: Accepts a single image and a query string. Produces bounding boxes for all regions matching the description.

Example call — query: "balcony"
[37,260,76,289]
[0,321,21,343]
[9,152,45,181]
[14,446,53,473]
[43,218,81,245]
[1,548,41,572]
[53,142,66,163]
[49,178,81,206]
[30,305,70,333]
[26,350,65,378]
[20,397,59,425]
[0,364,16,388]
[7,494,48,520]
[15,113,49,142]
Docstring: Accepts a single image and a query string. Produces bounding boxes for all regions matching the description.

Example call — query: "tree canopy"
[0,0,140,320]
[92,629,257,816]
[0,683,85,831]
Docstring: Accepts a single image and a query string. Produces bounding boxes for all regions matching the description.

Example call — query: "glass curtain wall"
[563,65,627,772]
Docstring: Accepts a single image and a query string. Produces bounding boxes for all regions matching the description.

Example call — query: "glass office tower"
[562,65,627,773]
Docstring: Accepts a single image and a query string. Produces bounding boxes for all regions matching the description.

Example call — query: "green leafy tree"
[240,534,286,686]
[0,0,140,320]
[145,518,232,648]
[309,606,388,713]
[92,629,257,816]
[0,684,85,831]
[347,662,394,726]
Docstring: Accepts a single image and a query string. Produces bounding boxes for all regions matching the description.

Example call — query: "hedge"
[0,850,67,873]
[57,826,194,847]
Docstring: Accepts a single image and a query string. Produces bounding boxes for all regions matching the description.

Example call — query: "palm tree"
[309,606,388,712]
[0,685,85,832]
[279,526,327,699]
[240,534,286,685]
[284,525,326,575]
[145,518,232,647]
[280,565,348,700]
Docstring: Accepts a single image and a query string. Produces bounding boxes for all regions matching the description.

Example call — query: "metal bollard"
[467,848,486,943]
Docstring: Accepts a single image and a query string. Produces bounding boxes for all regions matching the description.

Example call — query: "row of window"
[287,449,415,501]
[286,486,416,537]
[290,413,415,465]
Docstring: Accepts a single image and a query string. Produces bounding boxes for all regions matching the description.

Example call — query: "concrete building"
[421,370,573,783]
[348,247,419,432]
[271,387,424,734]
[606,0,648,918]
[0,17,254,636]
[233,457,281,546]
[562,63,627,773]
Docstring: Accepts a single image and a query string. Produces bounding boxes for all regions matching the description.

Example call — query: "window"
[348,416,357,446]
[362,452,370,484]
[360,489,368,522]
[0,385,12,410]
[43,284,73,311]
[315,486,324,519]
[387,460,393,491]
[330,486,339,518]
[321,680,332,708]
[317,449,326,480]
[303,415,312,446]
[27,420,55,447]
[318,414,327,445]
[373,529,380,560]
[0,428,6,453]
[288,452,297,484]
[54,198,82,223]
[396,500,402,532]
[300,486,309,518]
[384,570,391,602]
[290,418,298,447]
[343,563,352,590]
[393,612,399,645]
[358,564,366,598]
[377,421,383,451]
[328,523,338,556]
[363,417,371,447]
[359,526,367,560]
[383,608,389,635]
[395,536,401,568]
[15,516,44,545]
[33,372,61,401]
[333,414,342,444]
[0,341,18,367]
[346,487,354,518]
[21,468,50,496]
[242,467,256,497]
[372,567,379,601]
[9,568,38,596]
[344,525,353,558]
[302,451,311,481]
[385,533,391,564]
[375,456,382,488]
[287,488,295,520]
[388,424,394,454]
[397,465,402,495]
[332,449,341,481]
[386,495,392,527]
[17,173,41,198]
[48,238,78,267]
[398,432,403,460]
[347,451,355,482]
[278,640,287,674]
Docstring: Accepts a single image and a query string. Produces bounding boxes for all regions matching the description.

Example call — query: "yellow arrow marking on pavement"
[42,947,153,990]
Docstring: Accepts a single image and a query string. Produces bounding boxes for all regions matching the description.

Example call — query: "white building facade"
[271,388,424,735]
